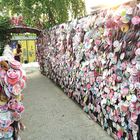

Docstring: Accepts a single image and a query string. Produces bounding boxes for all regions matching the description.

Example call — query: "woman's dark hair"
[17,44,21,49]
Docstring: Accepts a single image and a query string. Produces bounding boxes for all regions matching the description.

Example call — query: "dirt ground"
[21,71,113,140]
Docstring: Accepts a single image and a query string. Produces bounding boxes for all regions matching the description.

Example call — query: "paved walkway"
[21,71,113,140]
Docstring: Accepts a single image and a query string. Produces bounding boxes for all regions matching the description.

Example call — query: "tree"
[0,0,85,29]
[0,16,11,55]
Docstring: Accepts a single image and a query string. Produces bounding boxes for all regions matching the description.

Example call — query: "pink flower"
[122,88,129,96]
[121,104,128,112]
[135,48,140,56]
[121,62,127,70]
[137,42,140,47]
[131,16,140,25]
[131,112,138,123]
[106,19,116,28]
[117,130,123,139]
[94,39,101,45]
[86,84,91,89]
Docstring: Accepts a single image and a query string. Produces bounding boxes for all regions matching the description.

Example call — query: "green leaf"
[0,0,85,29]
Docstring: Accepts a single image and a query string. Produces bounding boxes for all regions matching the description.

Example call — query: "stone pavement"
[21,71,113,140]
[22,62,40,75]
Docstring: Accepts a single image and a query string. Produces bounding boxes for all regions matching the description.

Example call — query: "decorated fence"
[37,3,140,140]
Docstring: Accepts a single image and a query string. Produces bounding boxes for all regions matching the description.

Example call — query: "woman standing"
[14,44,22,62]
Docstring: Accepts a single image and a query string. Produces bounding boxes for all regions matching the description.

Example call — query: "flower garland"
[0,45,26,140]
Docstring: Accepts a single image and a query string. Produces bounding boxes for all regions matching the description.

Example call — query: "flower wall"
[37,3,140,140]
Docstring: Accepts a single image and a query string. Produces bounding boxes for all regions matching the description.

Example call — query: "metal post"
[26,40,29,63]
[35,39,37,62]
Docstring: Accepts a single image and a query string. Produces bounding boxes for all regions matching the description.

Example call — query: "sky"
[85,0,134,14]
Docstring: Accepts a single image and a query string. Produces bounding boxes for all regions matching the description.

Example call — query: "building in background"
[11,33,37,63]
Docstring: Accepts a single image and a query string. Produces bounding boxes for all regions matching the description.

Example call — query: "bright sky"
[85,0,134,14]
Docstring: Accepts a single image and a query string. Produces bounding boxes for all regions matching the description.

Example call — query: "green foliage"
[0,0,85,55]
[0,0,85,29]
[0,16,11,56]
[0,16,11,33]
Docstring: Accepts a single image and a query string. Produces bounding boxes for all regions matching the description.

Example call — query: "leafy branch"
[0,16,11,56]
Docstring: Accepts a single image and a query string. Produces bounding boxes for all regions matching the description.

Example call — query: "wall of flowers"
[37,3,140,140]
